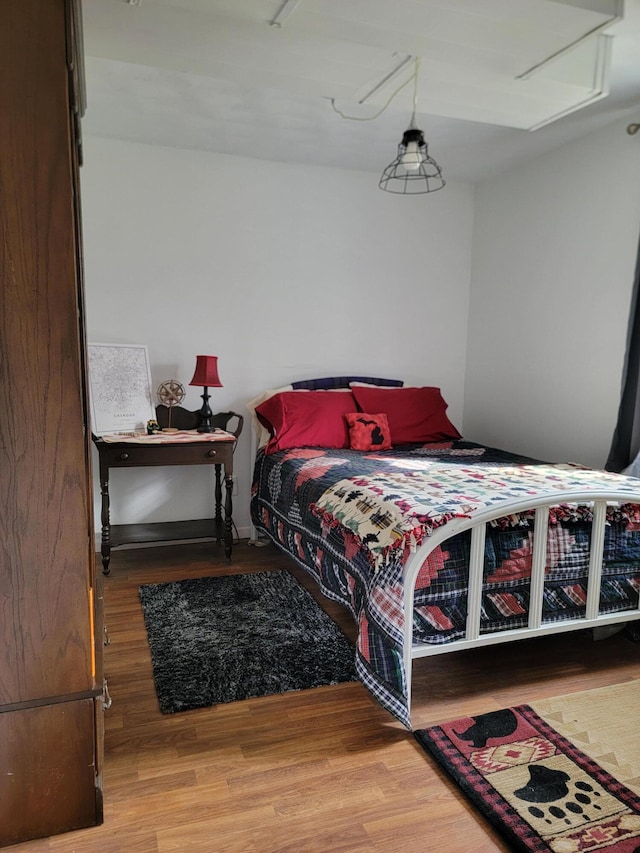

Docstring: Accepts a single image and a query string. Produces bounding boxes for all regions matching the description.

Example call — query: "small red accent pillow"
[345,412,392,451]
[350,386,461,445]
[256,390,356,454]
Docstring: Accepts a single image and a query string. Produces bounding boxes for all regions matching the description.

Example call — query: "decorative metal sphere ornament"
[156,380,185,431]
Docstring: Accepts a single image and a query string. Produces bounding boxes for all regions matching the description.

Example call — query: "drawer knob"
[207,449,217,458]
[119,452,129,461]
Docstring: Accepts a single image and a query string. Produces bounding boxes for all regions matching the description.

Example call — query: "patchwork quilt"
[250,442,640,728]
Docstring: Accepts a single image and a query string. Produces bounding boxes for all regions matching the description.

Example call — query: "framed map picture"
[87,343,155,435]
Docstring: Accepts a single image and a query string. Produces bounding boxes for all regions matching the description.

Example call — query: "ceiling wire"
[269,0,303,28]
[358,55,413,104]
[330,57,420,122]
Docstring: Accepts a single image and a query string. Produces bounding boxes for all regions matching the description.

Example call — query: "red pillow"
[345,412,392,451]
[256,391,356,454]
[350,386,461,445]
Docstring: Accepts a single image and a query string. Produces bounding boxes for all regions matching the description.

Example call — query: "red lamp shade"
[189,355,222,388]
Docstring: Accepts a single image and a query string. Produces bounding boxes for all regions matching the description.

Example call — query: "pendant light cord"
[408,57,420,129]
[330,57,420,122]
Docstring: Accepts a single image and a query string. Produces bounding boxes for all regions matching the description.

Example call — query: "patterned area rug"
[415,681,640,852]
[138,570,357,714]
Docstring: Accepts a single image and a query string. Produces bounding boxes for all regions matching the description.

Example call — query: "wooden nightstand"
[92,410,243,575]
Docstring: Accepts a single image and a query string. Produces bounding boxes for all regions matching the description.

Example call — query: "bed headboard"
[290,376,403,390]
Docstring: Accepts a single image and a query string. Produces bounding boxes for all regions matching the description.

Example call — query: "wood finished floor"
[8,540,640,853]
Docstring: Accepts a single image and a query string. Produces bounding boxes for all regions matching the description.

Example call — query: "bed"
[248,376,640,729]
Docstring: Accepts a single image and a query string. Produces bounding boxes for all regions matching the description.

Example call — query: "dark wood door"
[0,702,99,848]
[0,0,94,706]
[0,0,102,843]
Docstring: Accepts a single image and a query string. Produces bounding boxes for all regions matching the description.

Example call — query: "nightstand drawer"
[101,441,233,469]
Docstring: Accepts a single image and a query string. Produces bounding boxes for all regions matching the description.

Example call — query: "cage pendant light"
[379,59,445,195]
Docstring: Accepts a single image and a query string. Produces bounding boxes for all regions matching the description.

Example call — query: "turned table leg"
[214,463,223,544]
[224,474,233,561]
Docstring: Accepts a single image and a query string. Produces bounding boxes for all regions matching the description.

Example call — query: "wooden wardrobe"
[0,0,104,845]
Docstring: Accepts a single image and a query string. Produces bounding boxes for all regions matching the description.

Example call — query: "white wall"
[81,137,475,535]
[464,118,640,469]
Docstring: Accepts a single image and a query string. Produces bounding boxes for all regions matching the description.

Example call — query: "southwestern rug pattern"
[138,569,357,714]
[415,681,640,853]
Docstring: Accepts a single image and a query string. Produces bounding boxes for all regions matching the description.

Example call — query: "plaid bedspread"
[250,442,640,728]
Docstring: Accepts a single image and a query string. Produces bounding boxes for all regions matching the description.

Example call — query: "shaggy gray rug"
[138,570,358,713]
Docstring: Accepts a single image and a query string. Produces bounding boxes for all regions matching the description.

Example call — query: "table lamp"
[189,355,222,433]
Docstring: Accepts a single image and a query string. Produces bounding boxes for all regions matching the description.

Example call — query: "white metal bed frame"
[401,489,640,719]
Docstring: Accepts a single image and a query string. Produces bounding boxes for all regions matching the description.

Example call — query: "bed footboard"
[402,490,640,718]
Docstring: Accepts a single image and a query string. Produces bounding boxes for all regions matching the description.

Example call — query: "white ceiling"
[81,0,640,182]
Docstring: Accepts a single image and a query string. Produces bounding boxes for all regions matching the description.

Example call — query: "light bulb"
[400,141,423,171]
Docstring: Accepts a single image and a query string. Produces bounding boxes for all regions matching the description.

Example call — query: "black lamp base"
[196,387,214,433]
